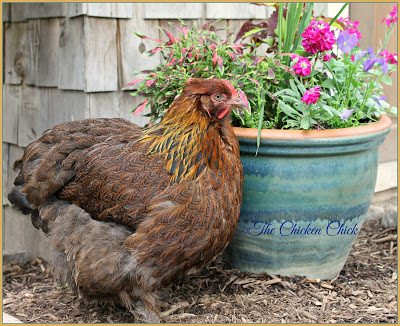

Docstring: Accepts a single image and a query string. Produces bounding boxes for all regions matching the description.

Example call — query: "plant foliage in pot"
[129,3,397,279]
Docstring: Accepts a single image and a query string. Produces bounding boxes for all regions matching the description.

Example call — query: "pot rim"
[233,115,392,140]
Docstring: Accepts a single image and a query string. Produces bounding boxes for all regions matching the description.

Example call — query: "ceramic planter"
[227,115,392,280]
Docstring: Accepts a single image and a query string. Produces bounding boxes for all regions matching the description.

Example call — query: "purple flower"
[363,48,389,73]
[340,109,354,121]
[376,57,388,73]
[337,30,358,53]
[374,95,387,107]
[354,50,367,61]
[363,57,377,71]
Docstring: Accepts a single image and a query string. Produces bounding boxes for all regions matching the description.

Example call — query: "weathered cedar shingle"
[3,84,20,145]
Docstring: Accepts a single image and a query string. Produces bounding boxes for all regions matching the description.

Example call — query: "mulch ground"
[3,219,397,323]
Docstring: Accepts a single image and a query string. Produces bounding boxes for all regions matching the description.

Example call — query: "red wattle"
[218,108,230,119]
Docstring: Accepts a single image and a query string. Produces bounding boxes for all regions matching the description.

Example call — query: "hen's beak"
[230,90,250,115]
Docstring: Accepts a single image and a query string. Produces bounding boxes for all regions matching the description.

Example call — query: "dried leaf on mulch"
[3,219,397,323]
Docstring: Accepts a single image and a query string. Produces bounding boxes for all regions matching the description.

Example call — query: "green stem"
[378,24,394,54]
[277,3,284,60]
[256,86,265,155]
[322,61,339,90]
[310,54,318,88]
[329,3,349,25]
[343,55,358,108]
[359,79,374,112]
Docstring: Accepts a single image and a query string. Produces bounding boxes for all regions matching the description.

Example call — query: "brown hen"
[8,78,244,322]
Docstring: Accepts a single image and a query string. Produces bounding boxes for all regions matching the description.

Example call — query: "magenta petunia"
[302,20,336,54]
[382,5,397,27]
[380,49,398,64]
[337,17,362,40]
[293,57,311,76]
[323,53,332,62]
[302,86,321,105]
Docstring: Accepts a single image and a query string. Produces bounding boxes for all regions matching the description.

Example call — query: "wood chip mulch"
[3,219,397,323]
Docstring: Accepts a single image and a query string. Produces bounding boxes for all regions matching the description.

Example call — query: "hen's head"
[182,78,246,120]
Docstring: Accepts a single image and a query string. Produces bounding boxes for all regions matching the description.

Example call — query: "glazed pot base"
[228,116,391,280]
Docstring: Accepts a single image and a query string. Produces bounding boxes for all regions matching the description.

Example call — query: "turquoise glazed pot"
[227,116,392,280]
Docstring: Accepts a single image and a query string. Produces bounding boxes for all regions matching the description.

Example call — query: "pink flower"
[302,20,336,54]
[292,56,311,76]
[380,49,397,64]
[382,5,397,27]
[290,54,300,62]
[323,53,332,62]
[337,17,362,40]
[302,86,321,105]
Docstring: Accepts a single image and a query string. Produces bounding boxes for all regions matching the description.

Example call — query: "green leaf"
[289,80,300,97]
[256,90,266,154]
[281,95,301,104]
[321,79,336,89]
[292,3,313,52]
[300,115,311,129]
[381,75,393,85]
[278,100,301,118]
[243,27,264,38]
[329,3,349,26]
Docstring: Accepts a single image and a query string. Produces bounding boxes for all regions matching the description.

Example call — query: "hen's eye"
[215,94,223,101]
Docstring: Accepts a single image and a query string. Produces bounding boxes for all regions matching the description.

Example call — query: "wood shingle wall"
[2,2,275,261]
[2,3,395,261]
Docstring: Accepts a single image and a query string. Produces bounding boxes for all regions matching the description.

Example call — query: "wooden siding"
[2,2,396,260]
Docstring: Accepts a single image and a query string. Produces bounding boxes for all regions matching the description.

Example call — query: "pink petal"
[145,79,155,87]
[133,100,148,116]
[127,79,142,87]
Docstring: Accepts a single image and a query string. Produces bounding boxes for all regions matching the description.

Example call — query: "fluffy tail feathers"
[38,198,160,322]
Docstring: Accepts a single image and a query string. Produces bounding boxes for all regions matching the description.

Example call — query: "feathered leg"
[38,198,160,323]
